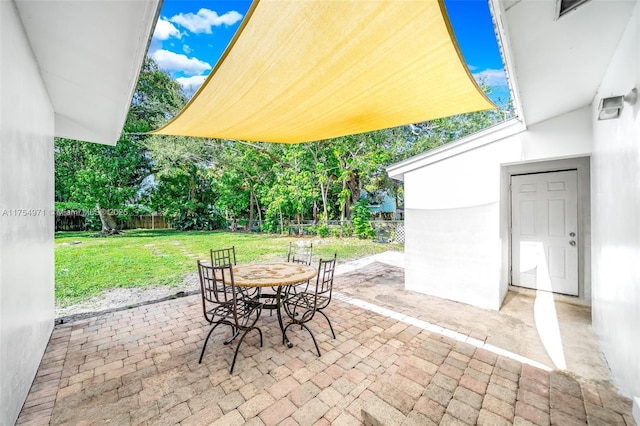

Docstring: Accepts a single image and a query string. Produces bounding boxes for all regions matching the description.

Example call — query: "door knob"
[569,232,576,237]
[569,240,576,246]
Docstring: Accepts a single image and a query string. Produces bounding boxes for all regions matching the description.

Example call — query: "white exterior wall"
[0,2,56,424]
[404,107,592,310]
[590,2,640,400]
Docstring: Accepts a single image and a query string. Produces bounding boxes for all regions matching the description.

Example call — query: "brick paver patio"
[17,262,636,425]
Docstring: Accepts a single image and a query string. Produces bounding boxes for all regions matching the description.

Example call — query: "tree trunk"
[345,171,359,219]
[340,180,347,223]
[254,192,263,228]
[248,186,255,230]
[97,203,119,235]
[313,201,318,223]
[319,181,328,225]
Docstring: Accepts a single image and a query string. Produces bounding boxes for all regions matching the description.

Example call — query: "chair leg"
[229,326,262,374]
[255,326,263,348]
[283,322,294,346]
[199,322,225,363]
[230,330,249,374]
[317,310,336,339]
[300,323,321,357]
[285,321,321,357]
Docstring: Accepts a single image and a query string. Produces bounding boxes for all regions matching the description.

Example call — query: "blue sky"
[150,0,509,105]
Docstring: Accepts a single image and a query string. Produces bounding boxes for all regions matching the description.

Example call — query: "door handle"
[569,232,576,237]
[569,240,576,246]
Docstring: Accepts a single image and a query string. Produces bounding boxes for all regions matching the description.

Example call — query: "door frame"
[500,156,591,304]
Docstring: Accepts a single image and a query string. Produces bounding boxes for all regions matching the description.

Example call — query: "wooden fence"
[55,214,170,232]
[119,215,170,230]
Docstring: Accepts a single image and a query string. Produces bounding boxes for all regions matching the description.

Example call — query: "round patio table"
[233,262,317,347]
[233,262,317,287]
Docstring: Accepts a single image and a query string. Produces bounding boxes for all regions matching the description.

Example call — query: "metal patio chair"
[197,260,263,374]
[286,241,314,291]
[211,245,259,300]
[282,253,337,356]
[210,246,236,266]
[287,241,313,265]
[261,242,315,315]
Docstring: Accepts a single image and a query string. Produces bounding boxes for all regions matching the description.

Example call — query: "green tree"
[273,144,316,229]
[149,165,224,230]
[327,128,403,221]
[304,141,339,225]
[54,140,85,203]
[209,140,276,229]
[144,135,225,230]
[73,134,151,232]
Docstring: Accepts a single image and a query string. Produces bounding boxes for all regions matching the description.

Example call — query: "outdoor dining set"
[196,243,338,373]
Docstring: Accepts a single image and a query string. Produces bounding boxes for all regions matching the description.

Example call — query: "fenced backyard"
[55,214,404,243]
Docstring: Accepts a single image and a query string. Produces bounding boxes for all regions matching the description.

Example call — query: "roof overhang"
[387,118,526,180]
[152,0,496,144]
[14,0,162,145]
[494,0,637,126]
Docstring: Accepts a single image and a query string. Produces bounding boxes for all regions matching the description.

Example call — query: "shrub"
[170,210,227,231]
[317,223,329,237]
[351,199,375,239]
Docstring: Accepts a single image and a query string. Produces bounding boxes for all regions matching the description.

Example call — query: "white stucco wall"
[590,1,640,400]
[403,107,592,310]
[1,2,56,424]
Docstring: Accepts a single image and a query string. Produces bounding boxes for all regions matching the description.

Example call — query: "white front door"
[511,170,579,295]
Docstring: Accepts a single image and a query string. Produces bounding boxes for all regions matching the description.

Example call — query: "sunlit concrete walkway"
[17,253,635,425]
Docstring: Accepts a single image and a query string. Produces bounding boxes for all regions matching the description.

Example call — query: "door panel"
[511,170,578,295]
[520,200,536,235]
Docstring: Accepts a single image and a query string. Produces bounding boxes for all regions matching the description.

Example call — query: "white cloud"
[153,18,181,40]
[151,49,211,76]
[473,68,508,87]
[176,75,208,98]
[170,9,243,34]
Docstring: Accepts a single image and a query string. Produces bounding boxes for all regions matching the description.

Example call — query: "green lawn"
[55,229,402,306]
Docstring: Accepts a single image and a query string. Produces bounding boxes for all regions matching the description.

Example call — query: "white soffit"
[500,0,637,126]
[386,119,527,180]
[15,0,161,145]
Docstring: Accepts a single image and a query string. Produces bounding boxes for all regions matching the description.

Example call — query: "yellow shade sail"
[152,0,496,144]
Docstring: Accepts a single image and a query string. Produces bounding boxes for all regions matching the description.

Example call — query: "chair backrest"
[211,246,236,267]
[315,253,337,299]
[197,260,248,326]
[287,242,313,265]
[198,260,233,323]
[198,260,233,304]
